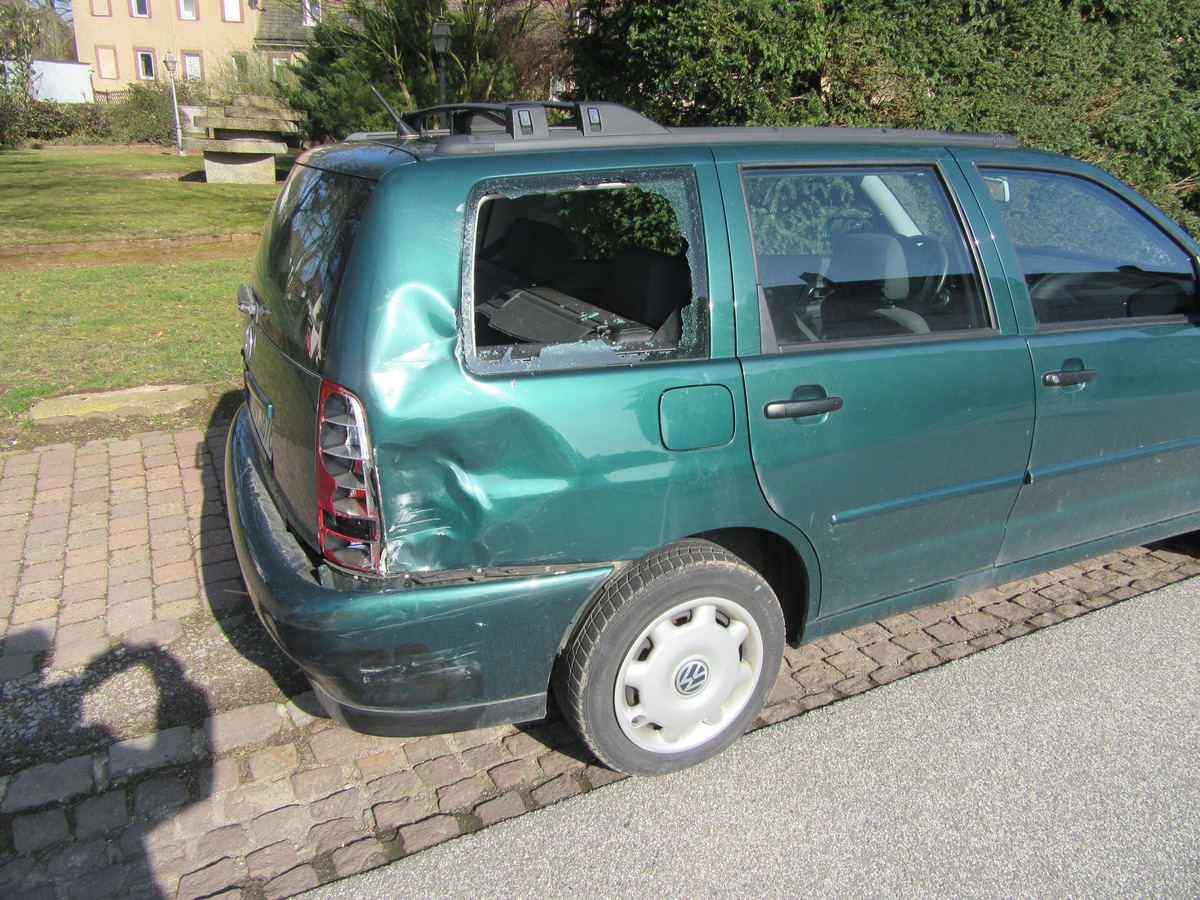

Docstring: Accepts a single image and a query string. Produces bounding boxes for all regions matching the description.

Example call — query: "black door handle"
[764,396,844,420]
[1043,368,1098,388]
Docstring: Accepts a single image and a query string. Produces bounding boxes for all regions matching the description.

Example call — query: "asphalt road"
[300,577,1200,900]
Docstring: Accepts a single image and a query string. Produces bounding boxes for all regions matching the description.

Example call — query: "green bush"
[19,100,110,142]
[102,81,204,145]
[0,95,24,148]
[817,0,1200,236]
[570,0,1200,238]
[0,81,210,147]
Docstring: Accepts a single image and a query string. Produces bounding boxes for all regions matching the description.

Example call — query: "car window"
[978,167,1199,326]
[743,166,990,348]
[464,167,708,373]
[262,164,374,366]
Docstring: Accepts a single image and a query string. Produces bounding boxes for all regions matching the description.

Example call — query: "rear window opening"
[465,168,709,371]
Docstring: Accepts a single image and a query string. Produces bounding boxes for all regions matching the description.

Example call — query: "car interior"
[471,189,695,356]
[748,170,990,348]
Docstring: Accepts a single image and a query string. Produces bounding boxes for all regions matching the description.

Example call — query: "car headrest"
[500,218,573,285]
[826,232,909,302]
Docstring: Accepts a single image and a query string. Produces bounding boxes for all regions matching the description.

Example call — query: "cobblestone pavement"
[2,426,1199,899]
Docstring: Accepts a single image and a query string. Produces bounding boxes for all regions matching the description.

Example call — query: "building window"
[131,0,150,17]
[135,50,156,80]
[90,0,112,16]
[231,53,248,82]
[302,0,320,26]
[179,0,196,19]
[96,46,119,81]
[183,52,202,82]
[271,56,290,80]
[222,0,241,22]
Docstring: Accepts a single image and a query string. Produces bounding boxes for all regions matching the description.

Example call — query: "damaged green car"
[226,101,1200,775]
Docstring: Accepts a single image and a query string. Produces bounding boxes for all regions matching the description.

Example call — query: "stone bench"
[183,95,305,184]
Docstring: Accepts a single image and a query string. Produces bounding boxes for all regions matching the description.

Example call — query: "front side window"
[465,167,708,372]
[744,165,989,347]
[131,0,149,16]
[179,0,196,19]
[979,167,1198,325]
[222,0,241,22]
[302,0,321,25]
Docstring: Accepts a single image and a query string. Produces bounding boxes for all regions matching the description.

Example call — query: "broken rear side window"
[465,168,708,372]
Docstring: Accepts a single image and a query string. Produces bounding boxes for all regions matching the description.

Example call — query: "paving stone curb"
[2,428,1198,898]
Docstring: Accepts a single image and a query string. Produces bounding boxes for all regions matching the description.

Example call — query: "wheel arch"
[552,529,812,669]
[691,527,810,643]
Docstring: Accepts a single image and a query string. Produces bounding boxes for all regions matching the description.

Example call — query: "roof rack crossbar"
[399,101,669,143]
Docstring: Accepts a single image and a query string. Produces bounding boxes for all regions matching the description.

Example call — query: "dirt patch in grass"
[1,389,244,453]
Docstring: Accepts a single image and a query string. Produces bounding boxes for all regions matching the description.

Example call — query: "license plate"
[247,375,274,462]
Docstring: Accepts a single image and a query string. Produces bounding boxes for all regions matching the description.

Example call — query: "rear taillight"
[317,381,383,574]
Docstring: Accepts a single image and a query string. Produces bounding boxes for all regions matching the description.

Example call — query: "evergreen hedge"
[573,0,1200,235]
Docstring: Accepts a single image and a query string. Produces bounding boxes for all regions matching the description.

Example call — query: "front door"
[968,164,1200,564]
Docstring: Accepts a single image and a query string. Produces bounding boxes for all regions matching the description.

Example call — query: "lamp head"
[432,20,452,56]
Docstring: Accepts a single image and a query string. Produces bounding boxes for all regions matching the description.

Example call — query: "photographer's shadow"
[1,630,214,898]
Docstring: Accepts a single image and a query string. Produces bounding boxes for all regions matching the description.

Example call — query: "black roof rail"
[399,100,669,145]
[372,99,1019,154]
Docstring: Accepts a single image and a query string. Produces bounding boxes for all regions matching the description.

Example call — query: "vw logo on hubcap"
[674,658,710,696]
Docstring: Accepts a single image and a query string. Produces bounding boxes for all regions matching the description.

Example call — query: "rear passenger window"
[743,166,990,348]
[978,167,1199,326]
[464,168,708,372]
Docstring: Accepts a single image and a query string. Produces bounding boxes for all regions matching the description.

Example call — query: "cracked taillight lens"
[317,381,382,573]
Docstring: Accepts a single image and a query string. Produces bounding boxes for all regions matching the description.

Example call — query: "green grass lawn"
[0,260,247,419]
[0,146,280,246]
[0,146,279,442]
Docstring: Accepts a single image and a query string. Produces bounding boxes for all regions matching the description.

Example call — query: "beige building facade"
[72,0,316,93]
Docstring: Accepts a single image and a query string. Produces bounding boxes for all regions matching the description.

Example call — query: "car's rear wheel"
[558,540,785,775]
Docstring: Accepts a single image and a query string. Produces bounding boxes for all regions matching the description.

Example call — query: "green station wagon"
[226,101,1200,775]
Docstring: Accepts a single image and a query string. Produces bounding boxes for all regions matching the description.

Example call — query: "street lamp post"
[432,20,452,108]
[163,51,185,156]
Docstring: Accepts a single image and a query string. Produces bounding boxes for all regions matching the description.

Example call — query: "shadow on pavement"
[0,626,214,899]
[197,391,308,702]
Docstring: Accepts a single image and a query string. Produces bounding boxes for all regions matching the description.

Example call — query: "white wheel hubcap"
[615,596,764,753]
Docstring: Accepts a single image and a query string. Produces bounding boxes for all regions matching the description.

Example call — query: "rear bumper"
[224,405,614,736]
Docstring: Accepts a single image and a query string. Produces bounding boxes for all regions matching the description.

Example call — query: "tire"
[558,540,785,776]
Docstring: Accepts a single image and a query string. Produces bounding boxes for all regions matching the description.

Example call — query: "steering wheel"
[898,236,949,308]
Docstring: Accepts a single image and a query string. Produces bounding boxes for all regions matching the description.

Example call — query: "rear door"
[961,159,1200,564]
[717,146,1036,618]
